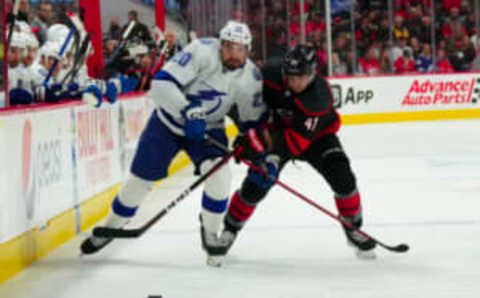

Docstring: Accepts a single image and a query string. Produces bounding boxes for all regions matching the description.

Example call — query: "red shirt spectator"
[394,50,417,73]
[359,47,381,75]
[444,0,461,11]
[436,49,455,72]
[292,1,311,16]
[436,60,455,72]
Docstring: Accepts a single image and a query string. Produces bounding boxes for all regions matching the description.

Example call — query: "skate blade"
[206,255,224,267]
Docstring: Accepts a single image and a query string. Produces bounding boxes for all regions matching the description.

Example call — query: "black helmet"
[282,45,318,75]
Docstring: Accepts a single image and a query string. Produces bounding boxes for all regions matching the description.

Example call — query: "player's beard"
[224,58,243,70]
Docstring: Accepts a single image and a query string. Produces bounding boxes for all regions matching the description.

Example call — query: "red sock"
[335,192,361,217]
[228,191,256,222]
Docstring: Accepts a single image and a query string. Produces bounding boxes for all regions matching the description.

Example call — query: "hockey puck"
[148,296,162,298]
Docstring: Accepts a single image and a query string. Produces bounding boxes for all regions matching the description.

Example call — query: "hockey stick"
[42,27,76,86]
[60,33,91,86]
[138,26,167,91]
[92,150,235,238]
[100,21,136,78]
[207,136,409,253]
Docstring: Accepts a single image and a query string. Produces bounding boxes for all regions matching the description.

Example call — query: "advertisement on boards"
[0,110,74,242]
[73,104,122,203]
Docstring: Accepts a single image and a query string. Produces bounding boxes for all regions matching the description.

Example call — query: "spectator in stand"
[161,28,183,62]
[358,46,381,75]
[417,16,433,44]
[410,37,422,59]
[415,43,434,72]
[307,12,325,36]
[266,30,287,64]
[376,16,390,42]
[31,2,54,45]
[393,14,410,40]
[442,7,467,45]
[379,47,392,73]
[391,36,413,63]
[356,13,378,55]
[407,4,425,40]
[449,35,476,71]
[332,51,348,75]
[438,39,448,51]
[436,48,454,72]
[17,0,31,23]
[443,0,461,11]
[316,40,328,75]
[394,49,416,73]
[333,33,348,64]
[104,38,118,61]
[124,10,152,44]
[109,17,122,41]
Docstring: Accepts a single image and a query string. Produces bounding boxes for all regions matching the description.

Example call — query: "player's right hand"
[183,102,206,141]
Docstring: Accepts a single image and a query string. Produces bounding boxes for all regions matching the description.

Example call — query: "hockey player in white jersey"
[81,20,266,266]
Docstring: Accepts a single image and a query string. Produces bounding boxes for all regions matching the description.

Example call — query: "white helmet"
[9,32,27,49]
[15,21,32,34]
[25,34,39,49]
[40,41,63,60]
[47,24,70,43]
[219,20,252,50]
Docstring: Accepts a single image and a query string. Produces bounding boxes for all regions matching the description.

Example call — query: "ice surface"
[1,120,479,298]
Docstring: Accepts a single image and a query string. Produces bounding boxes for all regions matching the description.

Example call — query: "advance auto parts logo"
[402,78,479,106]
[21,119,63,220]
[330,84,374,109]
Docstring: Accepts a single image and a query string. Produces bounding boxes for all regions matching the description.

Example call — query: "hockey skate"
[80,235,113,255]
[199,215,233,267]
[341,216,377,260]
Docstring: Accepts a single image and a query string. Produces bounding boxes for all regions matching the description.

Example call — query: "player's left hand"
[183,102,206,141]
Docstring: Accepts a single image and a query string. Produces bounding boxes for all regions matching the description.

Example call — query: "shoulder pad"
[294,76,332,116]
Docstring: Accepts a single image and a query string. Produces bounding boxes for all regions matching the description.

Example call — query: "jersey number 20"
[172,51,192,67]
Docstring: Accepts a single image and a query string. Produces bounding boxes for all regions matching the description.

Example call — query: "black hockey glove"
[233,127,271,163]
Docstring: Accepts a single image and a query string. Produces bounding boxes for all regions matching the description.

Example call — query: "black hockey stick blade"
[376,241,409,253]
[93,226,142,238]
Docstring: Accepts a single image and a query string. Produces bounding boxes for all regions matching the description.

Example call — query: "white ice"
[1,119,479,298]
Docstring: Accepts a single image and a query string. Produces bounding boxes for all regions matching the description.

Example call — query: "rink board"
[2,72,480,283]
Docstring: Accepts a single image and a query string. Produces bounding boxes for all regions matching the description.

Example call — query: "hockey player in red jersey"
[216,45,377,262]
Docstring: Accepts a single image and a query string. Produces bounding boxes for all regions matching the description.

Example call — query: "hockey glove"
[105,81,118,104]
[9,88,34,105]
[34,84,63,103]
[248,154,280,188]
[182,102,206,141]
[233,127,271,163]
[65,82,80,98]
[82,84,103,108]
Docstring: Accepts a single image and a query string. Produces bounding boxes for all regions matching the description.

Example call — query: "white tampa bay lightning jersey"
[148,38,265,135]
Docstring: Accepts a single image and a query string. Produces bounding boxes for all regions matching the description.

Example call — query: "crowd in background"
[2,0,480,108]
[241,0,480,75]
